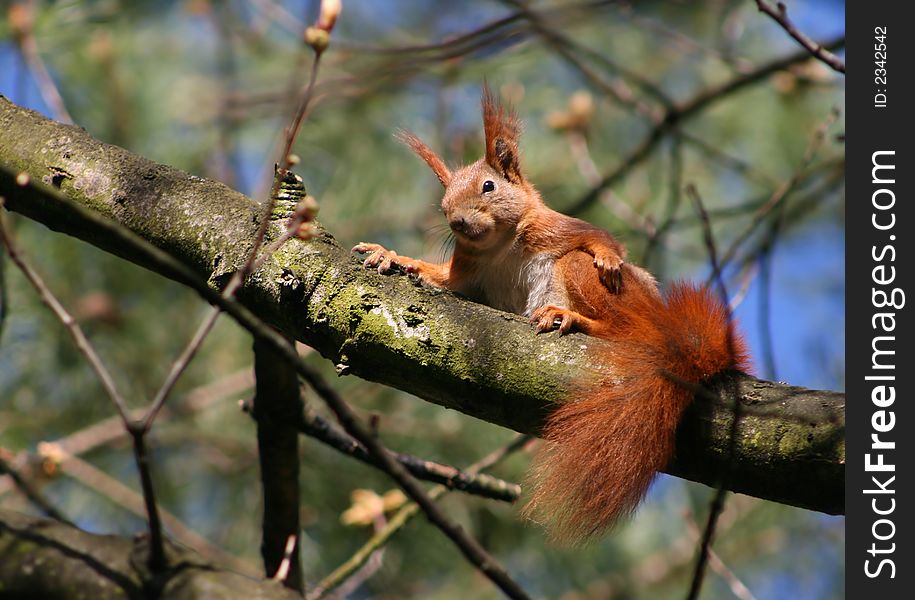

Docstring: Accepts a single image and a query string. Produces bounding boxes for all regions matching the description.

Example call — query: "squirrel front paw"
[531,305,579,335]
[352,242,418,275]
[592,253,624,294]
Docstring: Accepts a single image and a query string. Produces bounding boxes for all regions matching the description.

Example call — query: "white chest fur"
[468,246,567,317]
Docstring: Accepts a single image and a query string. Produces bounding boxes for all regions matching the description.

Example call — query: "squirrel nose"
[448,216,466,233]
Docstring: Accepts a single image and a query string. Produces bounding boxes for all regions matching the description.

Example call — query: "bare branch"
[0,98,845,516]
[273,535,299,583]
[140,18,326,433]
[566,36,845,214]
[0,451,72,525]
[685,512,758,600]
[685,184,727,302]
[753,1,845,73]
[7,2,73,124]
[0,370,253,501]
[296,404,521,502]
[715,107,841,278]
[0,201,131,424]
[0,509,298,599]
[254,336,304,593]
[297,353,532,599]
[47,447,255,574]
[310,435,533,600]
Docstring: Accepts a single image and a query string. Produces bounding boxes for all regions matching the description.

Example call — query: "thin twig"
[272,534,298,582]
[322,505,392,600]
[50,446,255,574]
[679,131,778,188]
[8,1,74,124]
[0,451,72,525]
[0,200,131,423]
[0,242,7,345]
[291,404,522,502]
[685,184,728,303]
[682,177,750,600]
[685,409,730,596]
[757,251,778,380]
[298,362,532,599]
[714,107,840,279]
[309,435,533,600]
[0,369,253,501]
[129,428,166,571]
[643,135,684,272]
[138,40,325,435]
[729,261,758,312]
[565,131,662,240]
[243,396,521,502]
[753,1,845,73]
[140,308,224,432]
[566,36,845,215]
[685,513,758,600]
[334,1,612,57]
[502,0,665,121]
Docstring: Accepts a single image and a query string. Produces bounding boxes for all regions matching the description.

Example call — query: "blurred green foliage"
[1,0,844,598]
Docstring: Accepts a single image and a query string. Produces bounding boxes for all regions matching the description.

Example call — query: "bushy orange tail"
[524,283,749,543]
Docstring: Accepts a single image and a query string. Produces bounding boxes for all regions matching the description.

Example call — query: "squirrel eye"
[482,180,495,193]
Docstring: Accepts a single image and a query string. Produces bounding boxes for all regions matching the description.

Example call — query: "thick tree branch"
[0,509,300,600]
[0,97,844,515]
[254,336,304,593]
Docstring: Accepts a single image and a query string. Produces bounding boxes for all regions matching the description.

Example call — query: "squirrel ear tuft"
[493,137,522,183]
[395,130,451,188]
[482,84,524,184]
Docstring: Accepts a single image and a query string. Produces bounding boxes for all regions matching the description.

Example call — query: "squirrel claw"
[353,242,393,272]
[353,242,413,276]
[594,256,624,294]
[531,305,575,334]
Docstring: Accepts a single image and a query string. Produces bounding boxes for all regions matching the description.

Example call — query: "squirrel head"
[398,85,540,252]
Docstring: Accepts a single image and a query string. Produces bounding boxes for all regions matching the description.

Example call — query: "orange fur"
[392,88,628,293]
[482,84,524,183]
[356,88,749,543]
[524,252,749,543]
[396,130,451,187]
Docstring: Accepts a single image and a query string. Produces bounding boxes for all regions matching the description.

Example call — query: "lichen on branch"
[0,96,844,515]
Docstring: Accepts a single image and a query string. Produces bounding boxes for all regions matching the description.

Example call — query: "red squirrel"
[353,86,749,542]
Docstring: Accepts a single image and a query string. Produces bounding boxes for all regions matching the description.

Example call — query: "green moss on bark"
[0,96,845,514]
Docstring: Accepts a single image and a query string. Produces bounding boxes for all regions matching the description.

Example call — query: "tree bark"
[0,508,301,599]
[0,96,845,516]
[254,336,304,594]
